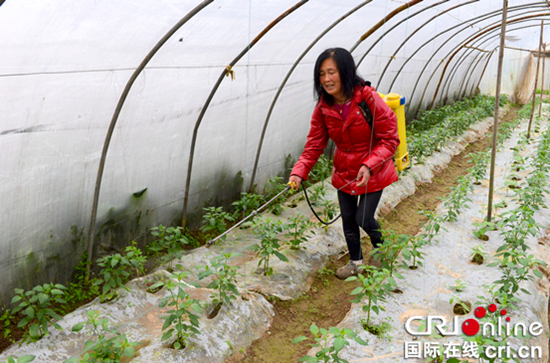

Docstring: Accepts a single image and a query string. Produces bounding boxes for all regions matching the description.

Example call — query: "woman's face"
[319,57,344,101]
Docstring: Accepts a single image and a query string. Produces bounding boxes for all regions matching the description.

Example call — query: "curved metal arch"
[430,13,550,108]
[419,19,550,110]
[415,21,547,115]
[84,0,214,279]
[450,53,482,101]
[247,0,373,193]
[471,48,496,96]
[350,0,447,55]
[405,3,547,109]
[390,2,547,102]
[460,50,492,99]
[350,0,424,54]
[441,43,492,104]
[373,0,478,88]
[181,0,309,225]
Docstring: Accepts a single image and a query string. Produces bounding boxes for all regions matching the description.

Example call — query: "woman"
[288,48,400,279]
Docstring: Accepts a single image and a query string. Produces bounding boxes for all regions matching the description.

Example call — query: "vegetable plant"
[200,207,235,240]
[372,230,408,278]
[318,199,338,232]
[124,241,146,278]
[284,213,314,250]
[308,154,333,185]
[399,235,426,270]
[472,220,496,241]
[155,266,202,349]
[471,245,487,264]
[450,296,471,315]
[345,265,395,330]
[307,183,327,205]
[94,253,134,302]
[249,218,288,276]
[2,356,35,363]
[263,176,287,216]
[232,192,265,219]
[148,225,192,256]
[64,310,138,363]
[1,308,15,344]
[198,253,241,309]
[448,279,467,292]
[292,323,367,363]
[11,283,67,342]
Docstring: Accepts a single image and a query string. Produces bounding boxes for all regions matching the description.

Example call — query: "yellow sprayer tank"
[378,92,409,171]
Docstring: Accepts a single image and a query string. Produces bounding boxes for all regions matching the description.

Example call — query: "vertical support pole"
[486,0,508,223]
[527,20,544,139]
[539,42,546,116]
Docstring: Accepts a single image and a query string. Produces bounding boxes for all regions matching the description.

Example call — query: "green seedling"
[450,296,471,315]
[471,245,487,264]
[64,310,138,363]
[249,218,288,276]
[153,266,202,349]
[472,220,496,241]
[232,192,265,219]
[124,241,146,278]
[200,207,234,241]
[318,199,338,232]
[317,267,335,287]
[399,235,426,270]
[2,356,35,363]
[284,214,315,250]
[372,230,409,278]
[292,323,367,363]
[1,308,15,344]
[346,265,395,328]
[198,253,241,309]
[264,176,287,216]
[309,154,333,185]
[11,283,66,342]
[307,183,327,205]
[449,279,467,292]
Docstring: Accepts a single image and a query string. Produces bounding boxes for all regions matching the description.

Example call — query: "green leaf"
[83,340,96,351]
[11,295,22,304]
[274,251,289,262]
[533,269,543,279]
[310,323,319,335]
[24,306,35,319]
[333,337,345,352]
[123,346,135,357]
[16,355,36,363]
[38,293,49,305]
[72,321,85,332]
[354,336,368,346]
[292,336,308,344]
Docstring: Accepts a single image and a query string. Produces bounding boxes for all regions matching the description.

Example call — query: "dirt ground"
[227,107,520,363]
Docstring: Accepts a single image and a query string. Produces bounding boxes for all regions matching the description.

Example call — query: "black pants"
[337,189,383,261]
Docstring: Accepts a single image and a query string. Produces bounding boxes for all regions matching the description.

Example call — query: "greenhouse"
[1,0,550,362]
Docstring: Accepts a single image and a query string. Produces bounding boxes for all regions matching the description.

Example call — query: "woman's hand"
[288,175,303,190]
[356,165,371,187]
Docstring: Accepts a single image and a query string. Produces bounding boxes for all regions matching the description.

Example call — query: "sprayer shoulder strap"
[358,80,374,130]
[358,100,373,130]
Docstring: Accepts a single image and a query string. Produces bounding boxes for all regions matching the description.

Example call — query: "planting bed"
[3,101,550,363]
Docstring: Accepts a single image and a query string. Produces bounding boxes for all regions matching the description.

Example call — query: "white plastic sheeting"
[0,0,547,305]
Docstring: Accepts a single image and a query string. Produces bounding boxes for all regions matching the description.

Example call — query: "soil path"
[229,106,520,363]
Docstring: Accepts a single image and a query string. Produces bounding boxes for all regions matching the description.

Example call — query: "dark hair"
[313,47,365,105]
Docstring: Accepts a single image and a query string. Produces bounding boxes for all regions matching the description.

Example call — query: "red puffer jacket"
[291,85,400,195]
